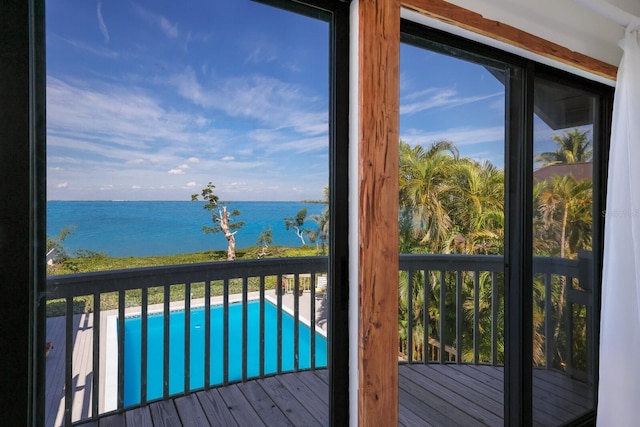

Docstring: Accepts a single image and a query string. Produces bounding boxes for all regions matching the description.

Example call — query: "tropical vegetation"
[45,244,320,317]
[397,128,593,373]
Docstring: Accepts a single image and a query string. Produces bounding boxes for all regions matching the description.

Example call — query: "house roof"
[533,162,593,182]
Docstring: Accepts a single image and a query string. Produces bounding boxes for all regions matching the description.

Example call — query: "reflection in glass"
[532,77,596,424]
[398,41,506,423]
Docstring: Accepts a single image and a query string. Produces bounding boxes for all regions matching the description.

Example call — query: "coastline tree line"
[191,183,330,261]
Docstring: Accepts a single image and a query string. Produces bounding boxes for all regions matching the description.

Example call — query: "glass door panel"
[45,0,334,423]
[399,37,506,423]
[532,76,597,424]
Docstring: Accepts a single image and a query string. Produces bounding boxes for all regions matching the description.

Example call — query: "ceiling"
[441,0,629,67]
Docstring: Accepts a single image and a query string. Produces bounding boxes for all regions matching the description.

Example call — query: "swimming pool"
[116,299,327,407]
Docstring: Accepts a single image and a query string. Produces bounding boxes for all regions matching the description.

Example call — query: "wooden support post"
[357,0,400,425]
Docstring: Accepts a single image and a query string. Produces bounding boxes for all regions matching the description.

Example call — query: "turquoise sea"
[47,201,325,257]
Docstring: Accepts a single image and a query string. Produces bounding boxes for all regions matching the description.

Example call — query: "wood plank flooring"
[46,314,95,427]
[45,314,592,426]
[86,365,590,427]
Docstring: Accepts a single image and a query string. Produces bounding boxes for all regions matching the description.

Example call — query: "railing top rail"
[46,256,328,299]
[533,255,580,278]
[46,253,586,299]
[399,254,504,272]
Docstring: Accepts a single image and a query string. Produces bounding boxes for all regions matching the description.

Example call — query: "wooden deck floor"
[46,312,591,426]
[49,364,591,426]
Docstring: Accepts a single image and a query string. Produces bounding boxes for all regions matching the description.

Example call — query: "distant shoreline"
[47,199,326,203]
[47,200,326,258]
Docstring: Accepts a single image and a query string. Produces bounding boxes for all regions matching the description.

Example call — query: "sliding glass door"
[531,72,608,425]
[400,20,613,425]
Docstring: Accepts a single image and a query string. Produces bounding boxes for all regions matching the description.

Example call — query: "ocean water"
[47,201,325,257]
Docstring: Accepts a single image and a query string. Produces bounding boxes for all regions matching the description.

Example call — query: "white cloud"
[131,185,141,189]
[133,4,179,39]
[186,181,197,187]
[46,76,233,171]
[96,1,110,43]
[168,168,184,175]
[169,69,328,138]
[249,128,279,143]
[400,88,503,115]
[56,36,118,59]
[221,156,235,161]
[401,126,504,147]
[245,44,277,64]
[57,182,68,188]
[48,77,189,147]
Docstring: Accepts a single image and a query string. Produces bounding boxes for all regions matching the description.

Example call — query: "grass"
[46,245,322,317]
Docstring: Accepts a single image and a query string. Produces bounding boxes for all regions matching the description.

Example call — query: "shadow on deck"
[48,353,590,426]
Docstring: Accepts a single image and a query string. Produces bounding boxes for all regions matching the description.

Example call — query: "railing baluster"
[223,278,229,386]
[566,276,574,375]
[310,272,316,370]
[407,269,413,363]
[242,276,248,381]
[491,271,498,366]
[294,274,299,372]
[456,271,462,364]
[439,270,446,364]
[474,271,480,364]
[259,276,265,378]
[204,280,211,389]
[184,281,191,394]
[544,272,552,369]
[92,292,100,418]
[118,290,125,409]
[64,296,73,426]
[141,287,148,405]
[423,270,430,364]
[163,285,170,399]
[277,273,282,374]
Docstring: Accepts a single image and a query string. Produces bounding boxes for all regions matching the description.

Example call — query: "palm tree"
[311,187,330,255]
[535,128,592,166]
[537,175,592,259]
[536,174,592,367]
[441,159,504,255]
[399,140,459,252]
[398,141,507,364]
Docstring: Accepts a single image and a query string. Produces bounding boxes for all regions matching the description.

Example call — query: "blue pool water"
[122,300,327,406]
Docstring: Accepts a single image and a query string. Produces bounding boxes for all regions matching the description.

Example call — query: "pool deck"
[45,289,326,426]
[45,292,591,426]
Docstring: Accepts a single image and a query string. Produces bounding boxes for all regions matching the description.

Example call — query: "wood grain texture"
[196,389,238,427]
[148,400,181,427]
[402,0,618,81]
[174,395,211,427]
[358,0,401,425]
[47,365,590,425]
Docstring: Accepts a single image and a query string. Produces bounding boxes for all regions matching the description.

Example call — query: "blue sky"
[46,0,329,201]
[400,44,506,167]
[47,0,564,201]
